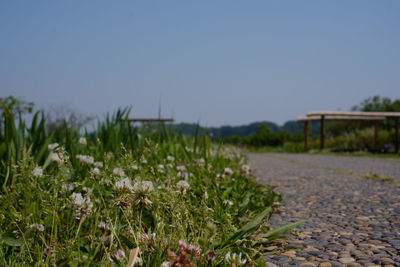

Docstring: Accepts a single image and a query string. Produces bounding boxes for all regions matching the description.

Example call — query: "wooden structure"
[297,111,400,153]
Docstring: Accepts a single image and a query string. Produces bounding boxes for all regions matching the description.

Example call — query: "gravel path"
[249,153,400,267]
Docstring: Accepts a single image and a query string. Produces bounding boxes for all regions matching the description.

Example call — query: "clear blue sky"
[1,1,399,126]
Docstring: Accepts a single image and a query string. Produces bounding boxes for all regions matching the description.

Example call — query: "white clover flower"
[176,165,186,172]
[29,223,44,232]
[131,164,138,170]
[78,137,87,146]
[157,164,165,173]
[61,183,75,191]
[161,261,170,267]
[113,167,125,177]
[140,156,147,164]
[50,152,62,163]
[94,161,103,168]
[91,167,100,175]
[241,164,250,174]
[70,192,85,206]
[98,221,112,231]
[225,252,246,265]
[133,181,154,194]
[70,192,93,220]
[32,167,43,178]
[76,154,94,165]
[224,167,234,176]
[167,155,175,162]
[197,158,205,166]
[166,163,173,168]
[223,199,234,206]
[48,143,59,150]
[109,249,125,261]
[176,180,190,194]
[114,177,133,192]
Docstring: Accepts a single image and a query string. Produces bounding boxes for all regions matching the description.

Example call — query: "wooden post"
[396,118,399,154]
[304,121,309,152]
[374,121,379,151]
[320,115,325,150]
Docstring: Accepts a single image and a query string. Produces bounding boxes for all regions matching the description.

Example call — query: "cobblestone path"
[249,153,400,267]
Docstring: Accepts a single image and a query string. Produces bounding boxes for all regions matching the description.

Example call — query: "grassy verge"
[0,109,283,266]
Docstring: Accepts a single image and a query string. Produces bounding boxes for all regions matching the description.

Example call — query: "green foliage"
[0,105,283,266]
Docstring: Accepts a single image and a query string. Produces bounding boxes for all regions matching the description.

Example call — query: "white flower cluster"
[167,155,175,162]
[98,221,112,231]
[157,164,165,173]
[176,180,190,195]
[78,137,87,146]
[48,143,59,150]
[32,167,43,178]
[50,152,62,164]
[223,199,234,206]
[61,183,75,191]
[70,192,93,220]
[94,162,103,168]
[225,252,247,265]
[241,164,250,175]
[114,177,133,192]
[133,180,154,194]
[29,223,44,232]
[76,154,94,165]
[113,167,125,177]
[224,167,234,176]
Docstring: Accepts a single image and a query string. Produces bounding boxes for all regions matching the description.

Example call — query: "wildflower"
[225,252,246,265]
[78,137,87,146]
[197,158,205,166]
[113,167,125,177]
[140,156,147,164]
[98,221,112,231]
[206,250,216,262]
[223,199,234,206]
[107,152,114,159]
[241,164,250,174]
[109,249,125,261]
[32,167,43,178]
[29,224,44,232]
[131,164,138,170]
[224,167,234,176]
[76,154,94,165]
[167,155,175,162]
[48,143,59,150]
[91,167,100,175]
[50,152,62,164]
[166,163,173,168]
[132,180,154,194]
[176,180,190,195]
[178,239,201,257]
[161,261,170,267]
[157,164,165,173]
[61,183,75,191]
[70,192,93,220]
[94,161,103,168]
[44,247,52,256]
[176,165,186,172]
[114,177,133,192]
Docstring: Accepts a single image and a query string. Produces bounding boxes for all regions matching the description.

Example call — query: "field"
[0,108,285,266]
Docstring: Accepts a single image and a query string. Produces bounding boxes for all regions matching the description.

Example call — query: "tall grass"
[0,107,283,266]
